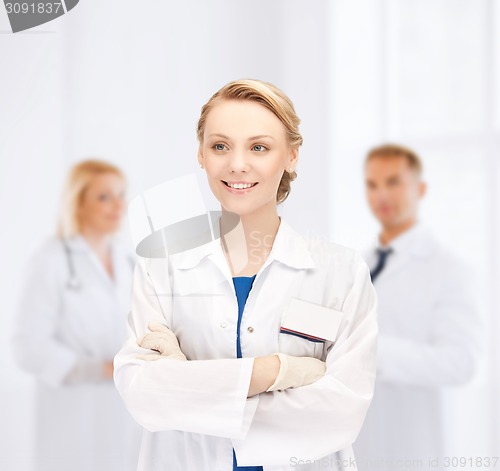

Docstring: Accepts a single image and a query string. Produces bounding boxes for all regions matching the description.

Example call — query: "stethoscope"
[62,238,82,290]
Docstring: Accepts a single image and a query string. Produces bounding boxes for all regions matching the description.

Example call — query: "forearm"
[65,358,114,384]
[114,346,258,439]
[247,355,280,397]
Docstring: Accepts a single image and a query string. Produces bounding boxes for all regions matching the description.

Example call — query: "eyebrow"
[207,133,276,141]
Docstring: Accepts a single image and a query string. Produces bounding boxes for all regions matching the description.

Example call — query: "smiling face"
[78,172,126,235]
[198,99,298,217]
[365,155,426,229]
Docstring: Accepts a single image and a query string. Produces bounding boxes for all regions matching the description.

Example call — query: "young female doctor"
[12,160,141,471]
[113,79,378,471]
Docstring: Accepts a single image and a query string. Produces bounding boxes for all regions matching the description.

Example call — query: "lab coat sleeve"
[376,257,481,387]
[11,243,81,387]
[231,253,378,467]
[113,255,259,440]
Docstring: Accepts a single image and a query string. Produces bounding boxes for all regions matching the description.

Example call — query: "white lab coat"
[12,235,142,471]
[353,222,480,471]
[114,217,378,471]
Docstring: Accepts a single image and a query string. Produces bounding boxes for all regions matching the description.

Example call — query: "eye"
[213,143,227,151]
[98,193,111,202]
[252,144,268,152]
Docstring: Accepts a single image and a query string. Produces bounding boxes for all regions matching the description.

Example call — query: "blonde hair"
[365,143,423,177]
[56,159,125,238]
[197,79,303,205]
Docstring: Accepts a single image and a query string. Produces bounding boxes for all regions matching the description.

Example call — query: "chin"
[105,223,121,234]
[220,201,260,218]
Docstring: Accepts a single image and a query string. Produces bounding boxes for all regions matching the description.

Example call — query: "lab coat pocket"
[277,297,344,359]
[278,329,325,359]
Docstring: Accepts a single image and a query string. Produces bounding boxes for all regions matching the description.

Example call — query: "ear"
[288,146,299,170]
[197,146,204,167]
[418,181,427,199]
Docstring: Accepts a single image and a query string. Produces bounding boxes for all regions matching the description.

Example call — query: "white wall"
[0,9,65,469]
[0,0,497,468]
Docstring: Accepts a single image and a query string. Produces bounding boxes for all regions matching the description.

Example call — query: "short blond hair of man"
[365,143,423,177]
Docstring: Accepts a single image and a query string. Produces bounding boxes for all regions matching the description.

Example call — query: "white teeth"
[227,182,255,189]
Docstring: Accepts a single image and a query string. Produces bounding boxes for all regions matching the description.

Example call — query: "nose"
[228,148,250,173]
[372,190,392,210]
[377,186,391,200]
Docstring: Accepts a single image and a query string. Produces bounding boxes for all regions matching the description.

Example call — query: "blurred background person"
[11,160,141,471]
[353,144,481,470]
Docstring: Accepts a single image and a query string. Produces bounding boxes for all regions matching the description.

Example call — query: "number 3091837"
[5,3,62,14]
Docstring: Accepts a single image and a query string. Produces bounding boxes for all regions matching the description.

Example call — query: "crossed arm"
[136,322,326,396]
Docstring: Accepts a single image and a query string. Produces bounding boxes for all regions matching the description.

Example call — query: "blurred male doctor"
[353,144,481,471]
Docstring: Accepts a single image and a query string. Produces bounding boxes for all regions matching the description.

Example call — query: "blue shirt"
[232,275,263,471]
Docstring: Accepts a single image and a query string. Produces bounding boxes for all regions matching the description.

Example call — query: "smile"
[222,180,258,193]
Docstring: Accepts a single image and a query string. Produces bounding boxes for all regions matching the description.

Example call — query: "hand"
[247,355,281,397]
[266,353,326,392]
[137,323,187,361]
[102,361,114,379]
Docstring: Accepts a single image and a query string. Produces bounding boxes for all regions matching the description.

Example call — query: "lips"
[221,180,259,194]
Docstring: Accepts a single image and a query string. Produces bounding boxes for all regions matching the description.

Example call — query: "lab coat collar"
[376,221,436,259]
[264,218,316,269]
[63,234,121,253]
[62,234,128,289]
[172,217,316,271]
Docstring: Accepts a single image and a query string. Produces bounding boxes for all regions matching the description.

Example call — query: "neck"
[80,227,112,257]
[220,203,280,257]
[379,218,417,246]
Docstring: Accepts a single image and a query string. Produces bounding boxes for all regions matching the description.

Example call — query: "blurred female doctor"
[114,79,379,471]
[12,160,141,471]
